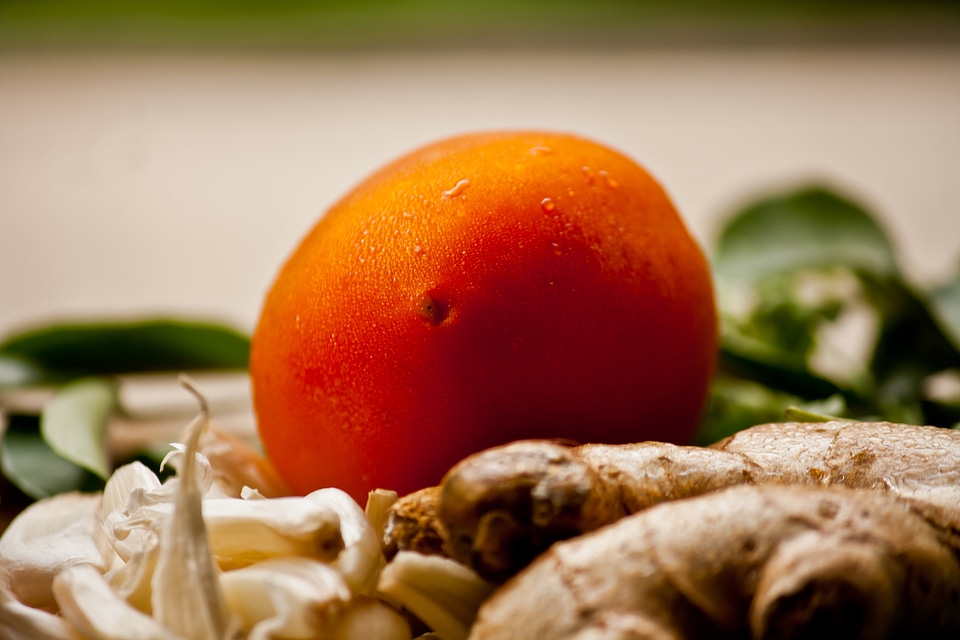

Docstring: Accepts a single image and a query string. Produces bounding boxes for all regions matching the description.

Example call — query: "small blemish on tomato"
[415,292,447,325]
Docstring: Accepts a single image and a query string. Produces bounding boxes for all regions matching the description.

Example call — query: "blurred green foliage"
[698,186,960,444]
[0,0,957,50]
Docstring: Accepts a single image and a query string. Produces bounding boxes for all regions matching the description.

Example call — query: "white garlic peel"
[0,382,495,639]
[150,384,234,640]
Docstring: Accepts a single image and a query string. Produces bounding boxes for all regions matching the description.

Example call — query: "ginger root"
[468,484,960,640]
[383,421,960,581]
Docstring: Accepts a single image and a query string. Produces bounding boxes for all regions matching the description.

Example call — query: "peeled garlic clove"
[365,489,399,542]
[53,564,177,640]
[118,496,345,571]
[0,586,83,640]
[219,557,350,639]
[332,596,411,640]
[378,552,495,640]
[202,496,344,569]
[0,492,107,610]
[308,488,382,595]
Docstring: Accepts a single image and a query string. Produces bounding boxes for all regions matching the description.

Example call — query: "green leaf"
[0,318,250,379]
[695,375,803,446]
[861,274,960,425]
[783,394,847,423]
[719,325,845,401]
[713,186,900,280]
[0,353,42,388]
[40,378,118,479]
[0,414,103,500]
[927,269,960,352]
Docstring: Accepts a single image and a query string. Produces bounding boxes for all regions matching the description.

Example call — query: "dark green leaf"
[0,318,250,378]
[861,274,960,426]
[0,414,103,500]
[40,378,117,479]
[719,326,846,401]
[927,268,960,352]
[713,186,899,280]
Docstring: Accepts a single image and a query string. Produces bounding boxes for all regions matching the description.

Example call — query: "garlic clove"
[307,487,382,595]
[0,585,83,640]
[377,552,495,640]
[365,488,399,542]
[331,595,412,640]
[114,496,345,571]
[53,563,178,640]
[219,556,350,639]
[0,492,107,611]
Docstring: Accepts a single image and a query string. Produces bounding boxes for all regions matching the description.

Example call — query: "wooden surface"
[1,46,959,338]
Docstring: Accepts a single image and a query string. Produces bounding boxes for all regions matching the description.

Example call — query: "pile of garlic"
[0,381,493,640]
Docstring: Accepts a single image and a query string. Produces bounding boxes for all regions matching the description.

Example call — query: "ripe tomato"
[250,131,717,501]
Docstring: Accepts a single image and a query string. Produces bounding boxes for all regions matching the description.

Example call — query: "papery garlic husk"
[378,552,495,640]
[101,460,163,517]
[219,557,350,639]
[331,595,411,640]
[150,377,235,640]
[100,461,163,567]
[197,424,290,498]
[307,488,381,595]
[0,492,109,610]
[104,533,159,613]
[53,563,178,640]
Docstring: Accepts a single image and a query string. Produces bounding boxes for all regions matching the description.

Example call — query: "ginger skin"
[383,421,960,581]
[468,485,960,640]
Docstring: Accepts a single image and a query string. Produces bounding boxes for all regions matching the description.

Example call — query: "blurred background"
[2,0,959,337]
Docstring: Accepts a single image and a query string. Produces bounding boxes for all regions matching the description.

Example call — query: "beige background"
[1,46,959,337]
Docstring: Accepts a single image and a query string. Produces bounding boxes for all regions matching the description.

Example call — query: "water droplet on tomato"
[541,197,556,213]
[442,179,470,198]
[599,170,618,188]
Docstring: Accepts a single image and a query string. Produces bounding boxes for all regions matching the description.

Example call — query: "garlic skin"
[0,382,494,639]
[152,388,235,640]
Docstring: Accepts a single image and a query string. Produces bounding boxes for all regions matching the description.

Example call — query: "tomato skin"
[250,131,717,501]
